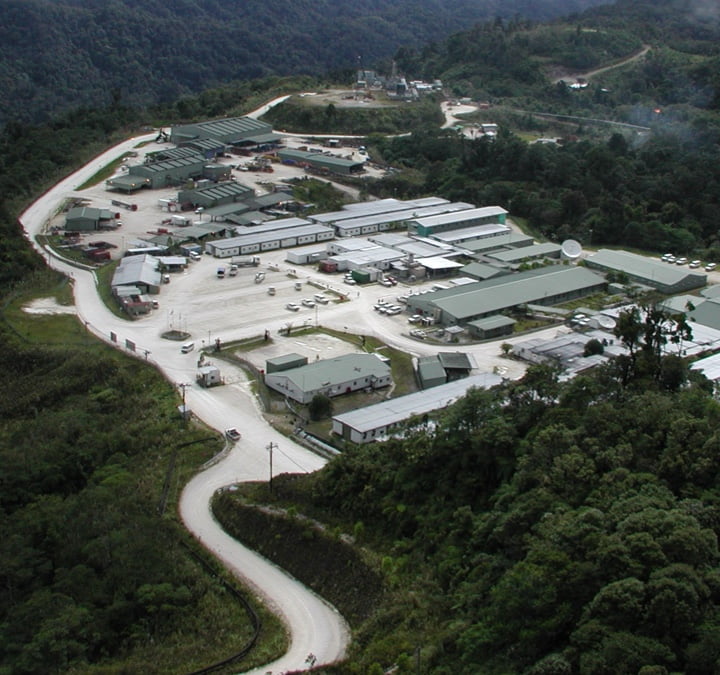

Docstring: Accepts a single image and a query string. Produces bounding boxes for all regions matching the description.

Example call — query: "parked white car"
[285,303,301,311]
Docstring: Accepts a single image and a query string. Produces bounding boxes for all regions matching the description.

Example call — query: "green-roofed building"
[585,249,707,294]
[277,149,366,176]
[460,232,534,254]
[487,242,562,263]
[460,261,508,281]
[266,353,308,374]
[468,315,516,339]
[128,155,207,189]
[407,266,607,326]
[105,174,152,193]
[170,117,275,145]
[417,356,447,389]
[177,181,254,209]
[144,146,202,163]
[264,353,392,404]
[65,206,114,231]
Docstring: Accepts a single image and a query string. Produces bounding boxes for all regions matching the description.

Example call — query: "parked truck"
[231,256,260,267]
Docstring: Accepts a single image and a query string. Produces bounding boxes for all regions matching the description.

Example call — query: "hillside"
[0,0,612,125]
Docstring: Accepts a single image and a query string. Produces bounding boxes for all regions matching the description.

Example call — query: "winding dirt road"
[19,135,351,675]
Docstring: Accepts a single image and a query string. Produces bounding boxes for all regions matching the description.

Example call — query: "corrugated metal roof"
[111,254,161,287]
[458,232,534,252]
[279,148,363,169]
[180,181,253,202]
[410,206,508,228]
[587,249,707,286]
[333,373,503,433]
[488,242,562,262]
[468,315,516,329]
[211,223,333,249]
[194,117,270,137]
[131,155,206,174]
[432,267,606,320]
[270,353,390,392]
[333,202,475,232]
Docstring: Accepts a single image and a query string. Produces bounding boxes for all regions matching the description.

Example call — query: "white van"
[189,251,201,261]
[181,342,195,353]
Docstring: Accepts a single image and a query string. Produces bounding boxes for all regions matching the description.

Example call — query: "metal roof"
[269,353,390,392]
[106,174,152,190]
[246,192,294,208]
[241,132,284,144]
[410,206,508,228]
[458,232,534,252]
[183,138,226,151]
[204,202,253,218]
[146,146,201,162]
[131,155,206,174]
[310,199,414,224]
[430,223,512,243]
[461,262,508,279]
[691,352,720,381]
[488,242,562,262]
[193,117,270,137]
[180,181,253,201]
[233,217,311,235]
[333,373,503,434]
[701,285,720,299]
[586,249,707,287]
[278,148,363,169]
[111,254,161,287]
[468,315,516,329]
[416,256,464,270]
[431,267,606,320]
[210,223,333,249]
[225,211,272,226]
[333,202,475,232]
[438,352,474,370]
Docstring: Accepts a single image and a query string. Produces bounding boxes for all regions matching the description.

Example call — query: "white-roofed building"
[332,373,502,444]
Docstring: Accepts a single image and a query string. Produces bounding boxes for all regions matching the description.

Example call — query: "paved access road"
[19,134,351,675]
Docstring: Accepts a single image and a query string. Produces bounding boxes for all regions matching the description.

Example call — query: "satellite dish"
[598,315,616,330]
[561,239,583,260]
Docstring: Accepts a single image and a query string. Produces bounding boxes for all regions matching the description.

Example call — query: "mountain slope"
[0,0,612,124]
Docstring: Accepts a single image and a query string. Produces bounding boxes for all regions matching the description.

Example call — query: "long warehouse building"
[406,266,607,326]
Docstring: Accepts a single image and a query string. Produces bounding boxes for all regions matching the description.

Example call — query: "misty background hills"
[0,0,611,125]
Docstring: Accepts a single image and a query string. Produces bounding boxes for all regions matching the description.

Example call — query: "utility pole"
[267,441,278,493]
[178,382,190,425]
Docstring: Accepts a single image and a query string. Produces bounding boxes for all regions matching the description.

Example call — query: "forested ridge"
[288,329,720,672]
[0,0,611,125]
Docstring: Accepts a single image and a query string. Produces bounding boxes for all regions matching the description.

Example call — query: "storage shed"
[266,353,308,374]
[65,206,114,232]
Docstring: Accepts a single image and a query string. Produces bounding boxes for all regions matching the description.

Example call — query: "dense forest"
[0,0,612,125]
[300,323,720,673]
[367,122,720,257]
